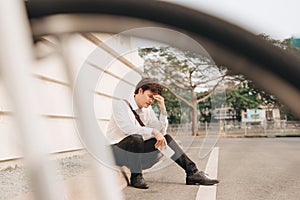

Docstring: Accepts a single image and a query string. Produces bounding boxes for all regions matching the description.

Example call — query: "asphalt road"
[122,137,300,200]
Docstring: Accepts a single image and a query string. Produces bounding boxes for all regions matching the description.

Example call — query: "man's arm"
[148,94,168,134]
[152,94,168,149]
[154,94,166,114]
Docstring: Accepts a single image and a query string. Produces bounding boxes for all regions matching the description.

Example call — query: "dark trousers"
[111,134,198,176]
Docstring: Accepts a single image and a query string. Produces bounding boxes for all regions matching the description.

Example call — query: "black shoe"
[130,174,149,189]
[186,171,219,185]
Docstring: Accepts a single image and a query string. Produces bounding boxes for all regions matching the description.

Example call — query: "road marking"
[196,147,219,200]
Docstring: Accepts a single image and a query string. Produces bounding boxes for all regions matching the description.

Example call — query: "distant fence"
[168,121,300,137]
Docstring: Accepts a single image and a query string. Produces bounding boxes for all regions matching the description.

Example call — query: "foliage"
[139,46,221,92]
[152,88,183,124]
[139,35,300,127]
[139,46,225,134]
[197,82,258,122]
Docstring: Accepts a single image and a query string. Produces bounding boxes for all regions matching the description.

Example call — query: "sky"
[168,0,300,40]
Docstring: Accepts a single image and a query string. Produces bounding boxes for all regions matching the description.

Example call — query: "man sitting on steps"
[106,78,219,189]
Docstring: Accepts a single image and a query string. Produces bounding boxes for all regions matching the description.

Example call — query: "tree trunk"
[191,90,199,136]
[192,106,198,136]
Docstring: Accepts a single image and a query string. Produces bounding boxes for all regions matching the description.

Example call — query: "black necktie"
[123,100,145,127]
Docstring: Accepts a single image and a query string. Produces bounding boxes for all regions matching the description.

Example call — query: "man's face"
[136,89,157,108]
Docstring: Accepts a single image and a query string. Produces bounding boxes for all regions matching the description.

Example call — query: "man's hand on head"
[153,94,166,113]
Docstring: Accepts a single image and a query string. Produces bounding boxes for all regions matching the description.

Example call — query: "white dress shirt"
[106,94,168,144]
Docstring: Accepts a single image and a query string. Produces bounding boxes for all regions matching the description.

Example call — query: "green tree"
[140,34,299,135]
[226,81,262,121]
[161,89,181,124]
[139,46,226,135]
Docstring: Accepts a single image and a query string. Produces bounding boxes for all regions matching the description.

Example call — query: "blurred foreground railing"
[0,1,123,200]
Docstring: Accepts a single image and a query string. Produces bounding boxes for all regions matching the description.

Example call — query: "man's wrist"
[160,105,167,115]
[152,129,161,137]
[161,111,167,115]
[152,129,158,137]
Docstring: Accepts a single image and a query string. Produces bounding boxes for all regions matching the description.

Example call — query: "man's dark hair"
[134,78,163,95]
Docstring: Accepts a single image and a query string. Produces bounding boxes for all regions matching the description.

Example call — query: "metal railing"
[0,1,122,200]
[168,121,300,137]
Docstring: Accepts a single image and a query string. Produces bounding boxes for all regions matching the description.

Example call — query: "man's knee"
[164,134,173,143]
[128,134,144,151]
[164,134,183,149]
[129,134,143,143]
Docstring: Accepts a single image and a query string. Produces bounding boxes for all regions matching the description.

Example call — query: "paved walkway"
[4,137,300,200]
[122,136,217,200]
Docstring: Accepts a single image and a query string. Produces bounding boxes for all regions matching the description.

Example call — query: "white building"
[241,108,282,128]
